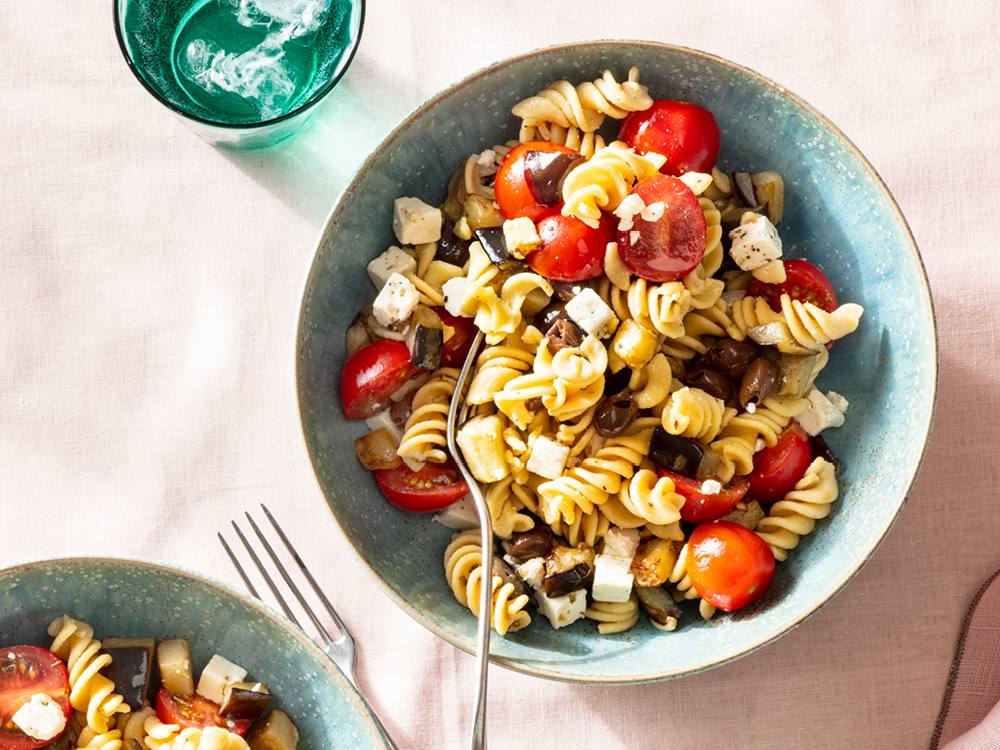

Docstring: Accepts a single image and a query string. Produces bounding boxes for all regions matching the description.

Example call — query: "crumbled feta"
[745,402,757,414]
[502,217,542,259]
[372,272,419,326]
[629,230,640,244]
[434,495,479,530]
[728,213,783,271]
[197,655,248,706]
[476,149,499,176]
[602,526,640,559]
[592,554,634,603]
[798,389,848,436]
[613,193,647,231]
[393,197,442,245]
[535,589,587,629]
[700,479,722,495]
[442,276,470,318]
[526,436,570,479]
[678,171,714,195]
[505,555,545,590]
[367,246,417,290]
[564,288,618,339]
[755,438,766,452]
[12,694,67,742]
[365,410,402,443]
[640,201,665,222]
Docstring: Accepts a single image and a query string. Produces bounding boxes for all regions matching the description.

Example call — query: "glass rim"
[111,0,366,130]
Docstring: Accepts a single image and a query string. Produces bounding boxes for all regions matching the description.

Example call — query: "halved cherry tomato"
[617,175,706,282]
[340,339,422,421]
[687,521,775,612]
[618,100,720,176]
[747,259,839,313]
[436,308,476,368]
[156,687,251,736]
[375,460,469,512]
[0,646,71,750]
[749,422,814,503]
[494,141,577,221]
[527,212,613,281]
[658,470,749,522]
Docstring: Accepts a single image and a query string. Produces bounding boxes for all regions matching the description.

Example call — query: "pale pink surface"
[1,2,997,748]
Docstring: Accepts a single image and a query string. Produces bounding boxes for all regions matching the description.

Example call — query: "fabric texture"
[1,2,998,748]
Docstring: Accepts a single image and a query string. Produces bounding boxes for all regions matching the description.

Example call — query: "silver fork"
[445,330,494,750]
[219,505,400,750]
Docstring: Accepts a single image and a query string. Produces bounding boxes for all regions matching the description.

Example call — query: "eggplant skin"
[542,563,594,597]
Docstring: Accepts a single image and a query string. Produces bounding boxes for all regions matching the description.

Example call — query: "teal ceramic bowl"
[0,557,389,747]
[297,41,937,683]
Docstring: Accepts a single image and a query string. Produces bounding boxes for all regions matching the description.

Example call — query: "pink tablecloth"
[2,2,998,748]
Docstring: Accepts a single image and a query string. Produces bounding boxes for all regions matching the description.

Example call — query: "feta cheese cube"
[535,589,587,629]
[640,201,665,222]
[393,197,442,245]
[367,246,417,289]
[613,193,646,231]
[592,554,634,603]
[365,409,402,443]
[827,391,849,412]
[372,272,419,326]
[505,555,545,590]
[197,655,248,706]
[700,479,722,495]
[728,213,783,271]
[525,436,569,479]
[434,495,479,530]
[797,389,848,436]
[12,694,67,742]
[678,171,713,195]
[442,276,471,318]
[602,526,640,559]
[564,288,618,339]
[502,217,542,259]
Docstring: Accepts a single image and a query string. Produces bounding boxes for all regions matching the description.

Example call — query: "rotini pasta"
[444,530,532,635]
[397,367,460,467]
[76,729,124,750]
[48,616,130,735]
[561,141,665,227]
[617,469,685,527]
[668,544,717,621]
[730,294,864,354]
[142,717,250,750]
[662,386,735,443]
[626,277,692,339]
[709,396,809,482]
[756,458,839,561]
[485,475,536,539]
[628,353,672,410]
[586,594,640,634]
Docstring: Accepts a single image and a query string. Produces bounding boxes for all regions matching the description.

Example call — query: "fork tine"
[260,504,351,644]
[244,512,336,649]
[230,520,304,630]
[218,532,261,600]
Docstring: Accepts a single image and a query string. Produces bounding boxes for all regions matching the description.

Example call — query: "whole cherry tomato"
[618,100,720,175]
[340,339,421,421]
[687,521,775,612]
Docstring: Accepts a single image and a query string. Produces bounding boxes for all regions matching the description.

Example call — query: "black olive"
[435,219,471,265]
[649,428,704,478]
[705,339,760,379]
[685,368,732,402]
[545,317,584,351]
[732,171,759,208]
[474,227,510,265]
[595,392,637,436]
[551,280,595,302]
[507,526,555,563]
[603,366,632,396]
[523,150,584,206]
[811,434,843,473]
[738,357,777,408]
[535,300,568,331]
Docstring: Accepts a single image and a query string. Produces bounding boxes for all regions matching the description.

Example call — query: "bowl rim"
[295,39,939,684]
[0,554,390,746]
[110,0,367,130]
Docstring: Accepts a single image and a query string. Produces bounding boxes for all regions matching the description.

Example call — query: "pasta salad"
[0,616,298,750]
[341,67,863,635]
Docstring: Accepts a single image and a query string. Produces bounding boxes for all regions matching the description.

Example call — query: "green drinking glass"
[114,0,364,148]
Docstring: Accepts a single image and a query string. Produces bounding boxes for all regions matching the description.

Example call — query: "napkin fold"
[933,570,1000,749]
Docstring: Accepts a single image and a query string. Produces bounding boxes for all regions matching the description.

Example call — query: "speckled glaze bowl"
[297,41,937,683]
[0,558,389,747]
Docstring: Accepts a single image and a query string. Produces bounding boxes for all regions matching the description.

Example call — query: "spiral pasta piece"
[48,616,130,735]
[467,339,536,405]
[397,368,460,466]
[756,458,839,561]
[561,141,666,227]
[119,705,155,745]
[586,594,640,634]
[554,404,598,458]
[730,294,864,354]
[668,544,717,620]
[503,409,552,483]
[682,198,726,309]
[443,530,531,635]
[709,397,809,482]
[535,336,607,421]
[627,278,692,338]
[142,717,249,750]
[662,386,735,443]
[628,353,672,410]
[512,68,652,157]
[550,505,610,547]
[485,475,536,539]
[617,469,686,527]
